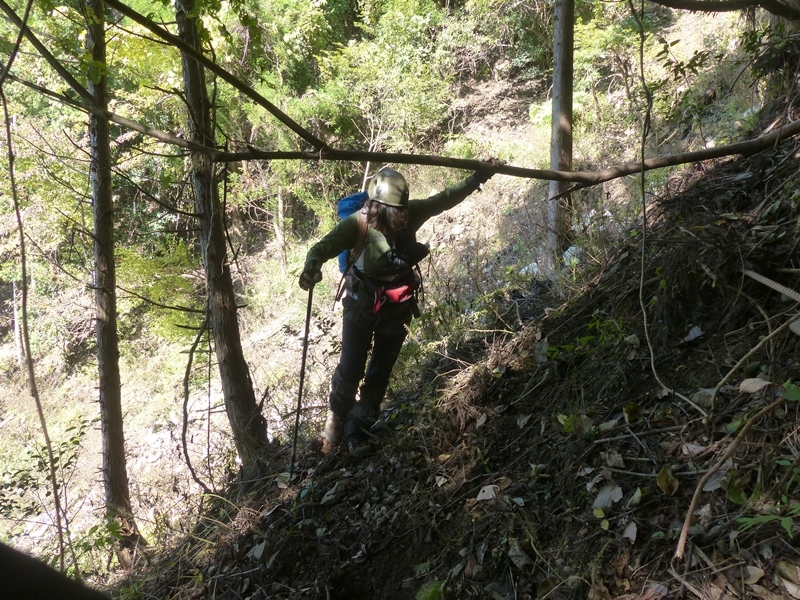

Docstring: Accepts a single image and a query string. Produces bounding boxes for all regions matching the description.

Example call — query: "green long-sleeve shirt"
[305,173,484,284]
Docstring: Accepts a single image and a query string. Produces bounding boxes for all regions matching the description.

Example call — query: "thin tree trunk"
[13,280,23,364]
[85,0,144,567]
[545,0,574,276]
[274,187,286,277]
[176,0,268,473]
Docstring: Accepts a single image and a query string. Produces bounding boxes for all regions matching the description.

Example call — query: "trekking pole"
[289,286,313,481]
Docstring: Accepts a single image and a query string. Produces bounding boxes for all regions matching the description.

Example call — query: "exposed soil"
[128,92,800,600]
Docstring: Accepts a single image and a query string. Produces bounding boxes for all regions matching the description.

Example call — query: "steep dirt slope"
[129,89,800,599]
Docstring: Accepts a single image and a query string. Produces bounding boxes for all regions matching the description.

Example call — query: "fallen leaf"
[602,450,625,468]
[783,382,800,401]
[476,485,499,501]
[682,443,707,457]
[622,521,637,543]
[790,318,800,337]
[748,585,783,600]
[626,486,645,508]
[623,403,639,423]
[517,414,531,428]
[656,466,680,496]
[779,577,800,599]
[743,565,764,585]
[412,561,431,577]
[690,388,715,408]
[740,378,771,394]
[507,538,534,568]
[247,540,267,562]
[777,561,800,586]
[703,463,731,492]
[416,580,445,600]
[593,483,624,509]
[321,481,346,505]
[573,414,595,436]
[275,472,290,489]
[649,582,669,597]
[496,476,513,490]
[684,326,703,342]
[476,413,488,428]
[623,334,640,346]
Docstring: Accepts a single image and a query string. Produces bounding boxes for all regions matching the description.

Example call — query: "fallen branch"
[212,117,800,185]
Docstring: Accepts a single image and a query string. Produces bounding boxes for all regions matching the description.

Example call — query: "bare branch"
[648,0,800,19]
[214,117,800,185]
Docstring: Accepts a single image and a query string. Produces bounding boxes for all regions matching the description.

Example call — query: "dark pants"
[329,295,414,441]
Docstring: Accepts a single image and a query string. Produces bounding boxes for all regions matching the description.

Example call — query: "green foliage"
[416,579,445,600]
[459,0,554,79]
[0,417,90,525]
[738,501,800,540]
[313,0,450,152]
[116,239,200,340]
[742,22,800,82]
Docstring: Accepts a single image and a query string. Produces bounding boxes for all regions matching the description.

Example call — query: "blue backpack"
[337,191,369,273]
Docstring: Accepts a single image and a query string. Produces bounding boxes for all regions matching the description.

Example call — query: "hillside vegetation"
[1,1,799,598]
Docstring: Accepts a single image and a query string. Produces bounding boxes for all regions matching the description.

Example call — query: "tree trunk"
[86,0,144,567]
[273,187,286,277]
[12,280,23,364]
[176,0,268,472]
[545,0,574,276]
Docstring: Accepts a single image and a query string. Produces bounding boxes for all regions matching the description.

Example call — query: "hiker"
[299,166,495,457]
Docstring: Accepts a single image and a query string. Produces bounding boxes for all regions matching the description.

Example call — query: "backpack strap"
[350,210,370,266]
[334,210,370,303]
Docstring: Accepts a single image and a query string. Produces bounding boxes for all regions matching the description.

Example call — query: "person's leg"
[324,303,375,446]
[346,304,413,455]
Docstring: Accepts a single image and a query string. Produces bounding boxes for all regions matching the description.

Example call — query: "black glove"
[299,261,322,291]
[473,169,492,184]
[473,157,502,184]
[392,232,430,270]
[400,241,430,265]
[387,251,412,272]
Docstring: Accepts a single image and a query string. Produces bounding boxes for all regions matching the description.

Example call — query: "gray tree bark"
[545,0,575,276]
[85,0,143,567]
[176,0,268,472]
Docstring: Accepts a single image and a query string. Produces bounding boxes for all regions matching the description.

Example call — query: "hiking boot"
[322,412,345,446]
[347,437,374,459]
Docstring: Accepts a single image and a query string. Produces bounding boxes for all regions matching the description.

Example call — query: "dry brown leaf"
[739,378,771,394]
[748,584,783,600]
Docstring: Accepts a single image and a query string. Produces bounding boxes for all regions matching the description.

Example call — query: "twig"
[667,567,704,598]
[592,424,685,444]
[675,396,786,559]
[709,315,797,412]
[182,316,213,495]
